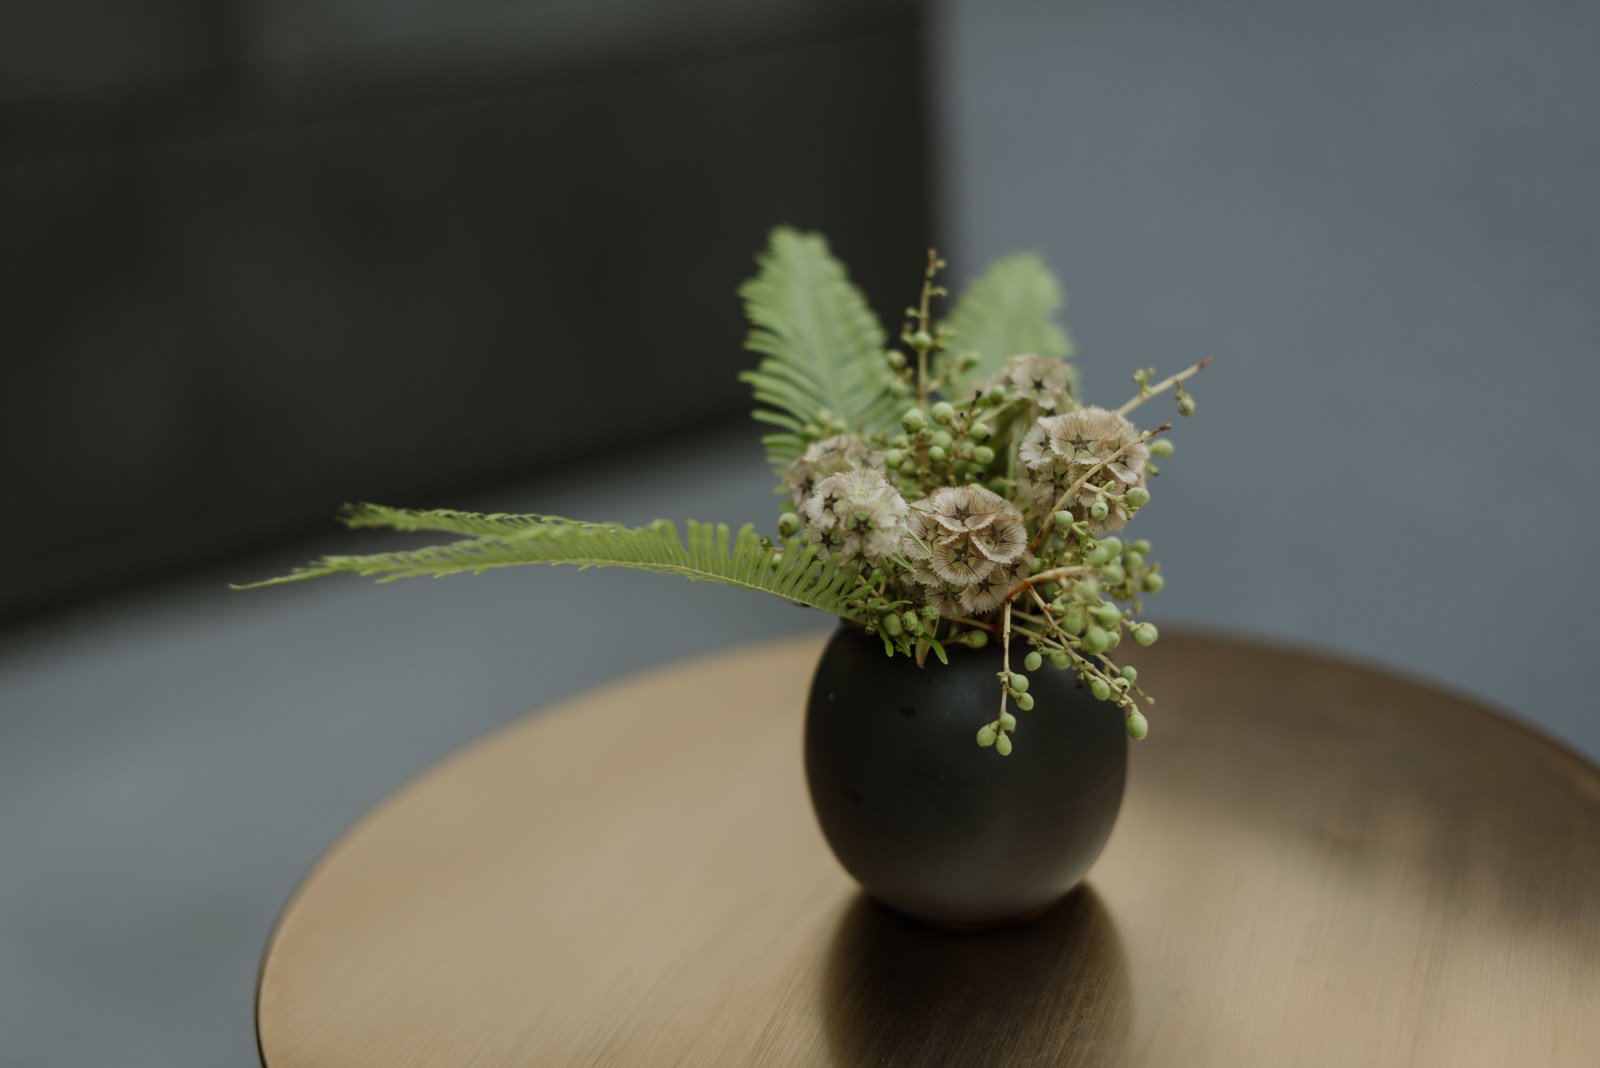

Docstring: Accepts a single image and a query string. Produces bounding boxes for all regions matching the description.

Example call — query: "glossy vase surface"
[805,625,1127,926]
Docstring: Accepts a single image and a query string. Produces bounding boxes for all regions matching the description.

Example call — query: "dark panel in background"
[1,0,932,621]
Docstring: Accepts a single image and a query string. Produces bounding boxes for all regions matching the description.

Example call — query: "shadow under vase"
[819,883,1132,1065]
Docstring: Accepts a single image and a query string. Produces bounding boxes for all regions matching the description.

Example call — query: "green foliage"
[236,505,871,621]
[739,228,898,470]
[941,253,1074,397]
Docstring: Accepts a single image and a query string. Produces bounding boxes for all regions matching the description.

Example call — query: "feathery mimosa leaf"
[235,508,870,621]
[942,253,1074,397]
[738,227,898,470]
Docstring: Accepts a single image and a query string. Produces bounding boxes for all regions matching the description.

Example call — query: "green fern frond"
[738,227,898,470]
[234,509,871,621]
[338,502,552,538]
[942,253,1075,397]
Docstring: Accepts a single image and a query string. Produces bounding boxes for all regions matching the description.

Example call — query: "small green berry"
[999,710,1017,731]
[1049,650,1071,669]
[1123,550,1145,571]
[1100,537,1123,556]
[1089,499,1110,521]
[976,723,998,747]
[1177,393,1196,416]
[931,429,953,450]
[884,449,905,467]
[920,604,941,620]
[1099,564,1125,585]
[903,610,921,632]
[1124,486,1151,508]
[1092,602,1122,628]
[1142,572,1165,593]
[972,445,995,465]
[1127,710,1149,739]
[881,613,903,636]
[1082,625,1111,654]
[927,445,947,463]
[1014,692,1034,711]
[911,329,933,350]
[1024,650,1043,671]
[970,421,991,440]
[1133,622,1159,646]
[777,511,800,537]
[996,733,1014,756]
[963,629,990,649]
[886,349,906,368]
[901,408,927,432]
[1009,673,1030,694]
[1090,678,1112,701]
[983,383,1006,403]
[930,401,955,425]
[1150,438,1175,457]
[1120,665,1138,682]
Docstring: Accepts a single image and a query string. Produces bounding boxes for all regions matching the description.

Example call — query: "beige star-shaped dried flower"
[901,484,1032,616]
[1019,406,1149,533]
[782,434,883,507]
[977,353,1078,412]
[799,466,908,565]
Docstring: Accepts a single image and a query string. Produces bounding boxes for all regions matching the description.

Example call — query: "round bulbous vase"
[805,624,1127,928]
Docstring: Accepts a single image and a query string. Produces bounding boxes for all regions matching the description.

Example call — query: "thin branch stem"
[906,248,946,407]
[1003,565,1094,603]
[998,600,1014,725]
[1117,356,1213,416]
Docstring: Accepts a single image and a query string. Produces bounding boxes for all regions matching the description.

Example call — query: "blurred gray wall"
[0,0,930,622]
[935,0,1600,756]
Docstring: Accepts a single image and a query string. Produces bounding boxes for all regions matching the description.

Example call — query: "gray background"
[936,0,1600,758]
[3,1,1598,1065]
[0,0,929,619]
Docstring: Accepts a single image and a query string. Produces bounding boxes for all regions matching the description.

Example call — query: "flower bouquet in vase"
[243,227,1209,927]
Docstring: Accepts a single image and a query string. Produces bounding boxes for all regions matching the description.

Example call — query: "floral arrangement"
[244,228,1208,755]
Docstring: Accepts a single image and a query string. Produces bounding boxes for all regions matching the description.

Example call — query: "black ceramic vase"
[805,625,1127,927]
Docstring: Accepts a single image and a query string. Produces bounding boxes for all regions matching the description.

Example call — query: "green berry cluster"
[880,393,1007,500]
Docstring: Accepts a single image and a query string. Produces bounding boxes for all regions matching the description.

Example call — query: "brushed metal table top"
[256,632,1600,1066]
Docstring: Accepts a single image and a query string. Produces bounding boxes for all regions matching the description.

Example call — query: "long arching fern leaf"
[739,228,898,471]
[941,253,1075,398]
[234,506,871,621]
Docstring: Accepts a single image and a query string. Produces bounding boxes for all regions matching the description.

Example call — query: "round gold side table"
[256,632,1600,1067]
